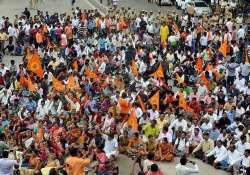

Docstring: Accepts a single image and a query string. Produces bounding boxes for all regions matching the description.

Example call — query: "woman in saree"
[155,138,174,162]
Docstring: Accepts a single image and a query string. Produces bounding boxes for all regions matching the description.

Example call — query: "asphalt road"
[0,0,227,174]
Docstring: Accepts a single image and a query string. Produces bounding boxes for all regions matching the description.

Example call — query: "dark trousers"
[194,150,205,160]
[227,76,235,87]
[207,155,216,165]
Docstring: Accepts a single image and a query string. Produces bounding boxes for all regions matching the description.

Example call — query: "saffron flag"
[67,75,81,90]
[20,71,27,87]
[27,76,36,92]
[179,93,187,109]
[131,60,138,76]
[195,57,203,74]
[118,98,130,114]
[137,95,146,112]
[201,73,210,88]
[176,73,184,84]
[151,63,164,78]
[28,52,43,79]
[73,59,78,71]
[149,90,160,111]
[127,109,138,131]
[218,41,228,57]
[52,77,65,92]
[85,68,98,79]
[179,92,193,112]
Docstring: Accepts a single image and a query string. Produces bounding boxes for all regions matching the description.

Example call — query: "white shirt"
[157,131,173,143]
[135,107,143,119]
[207,145,227,162]
[0,158,18,175]
[234,77,246,90]
[175,138,189,151]
[237,28,245,40]
[148,109,159,120]
[176,163,199,175]
[103,135,118,155]
[223,150,242,166]
[170,119,188,132]
[236,141,250,155]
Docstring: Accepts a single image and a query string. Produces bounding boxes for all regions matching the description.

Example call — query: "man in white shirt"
[237,25,245,40]
[234,74,246,91]
[176,156,199,175]
[169,116,188,132]
[219,145,242,173]
[205,140,227,166]
[0,151,18,175]
[236,135,250,155]
[103,133,118,158]
[148,105,159,120]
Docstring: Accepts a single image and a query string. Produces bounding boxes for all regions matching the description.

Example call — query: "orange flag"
[28,52,43,79]
[179,92,193,112]
[151,63,164,78]
[179,92,187,109]
[52,77,65,92]
[127,109,138,131]
[201,73,210,88]
[119,98,130,114]
[176,73,184,84]
[73,59,78,71]
[149,90,160,111]
[195,57,203,74]
[27,76,36,92]
[85,68,98,79]
[131,60,138,76]
[20,71,27,87]
[67,75,81,90]
[218,41,228,57]
[137,95,146,112]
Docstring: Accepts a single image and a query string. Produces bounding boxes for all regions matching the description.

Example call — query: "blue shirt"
[98,38,106,50]
[209,129,220,141]
[25,100,37,112]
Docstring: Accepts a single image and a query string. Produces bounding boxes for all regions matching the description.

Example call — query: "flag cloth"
[118,98,130,114]
[179,92,193,113]
[218,41,228,57]
[85,68,98,79]
[151,63,164,78]
[73,59,78,71]
[201,73,210,88]
[20,71,27,87]
[131,60,138,76]
[52,77,65,92]
[28,52,43,79]
[67,75,80,90]
[176,73,184,84]
[137,95,146,112]
[27,76,36,92]
[195,57,203,74]
[127,109,138,131]
[149,90,160,111]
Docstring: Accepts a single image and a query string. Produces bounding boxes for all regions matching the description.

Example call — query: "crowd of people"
[0,0,249,175]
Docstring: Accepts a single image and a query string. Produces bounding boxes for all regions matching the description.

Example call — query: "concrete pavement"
[1,0,227,174]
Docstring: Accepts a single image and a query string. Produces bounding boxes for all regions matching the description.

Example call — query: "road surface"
[0,0,227,174]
